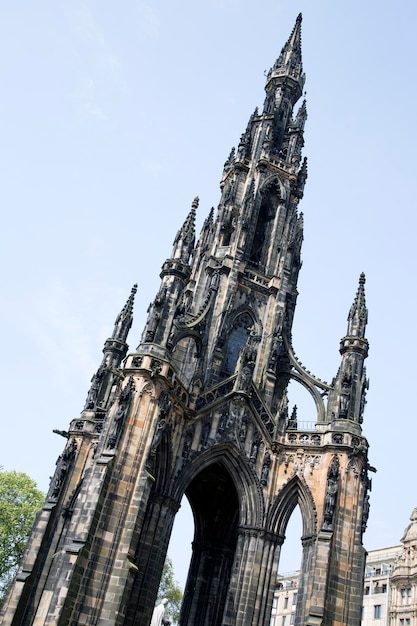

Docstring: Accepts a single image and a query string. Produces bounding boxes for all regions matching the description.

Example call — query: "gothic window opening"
[171,336,198,386]
[224,313,254,374]
[249,194,277,272]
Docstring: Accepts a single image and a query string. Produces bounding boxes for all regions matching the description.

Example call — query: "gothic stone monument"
[1,14,372,626]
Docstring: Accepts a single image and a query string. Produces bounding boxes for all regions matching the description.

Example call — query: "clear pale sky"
[1,0,416,589]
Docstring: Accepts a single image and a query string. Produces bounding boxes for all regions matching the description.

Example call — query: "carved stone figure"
[51,439,77,499]
[150,598,169,626]
[249,432,261,464]
[84,366,104,409]
[261,452,271,485]
[322,456,340,530]
[182,425,194,459]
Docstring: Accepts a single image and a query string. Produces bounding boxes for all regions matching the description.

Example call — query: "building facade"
[1,14,372,626]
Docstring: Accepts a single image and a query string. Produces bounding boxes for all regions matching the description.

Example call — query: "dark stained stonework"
[1,14,371,626]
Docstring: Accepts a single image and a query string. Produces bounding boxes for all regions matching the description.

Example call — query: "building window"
[284,597,288,609]
[270,617,275,626]
[374,605,381,619]
[292,593,297,605]
[290,613,295,625]
[382,584,387,593]
[365,586,370,595]
[282,617,286,626]
[401,588,411,604]
[272,598,277,610]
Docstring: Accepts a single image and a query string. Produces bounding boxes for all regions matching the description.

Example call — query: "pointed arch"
[267,475,317,540]
[172,443,265,528]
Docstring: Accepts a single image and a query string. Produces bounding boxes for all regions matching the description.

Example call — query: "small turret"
[326,274,369,428]
[83,284,137,411]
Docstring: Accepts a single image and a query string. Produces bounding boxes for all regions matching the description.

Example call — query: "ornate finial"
[347,273,368,338]
[192,196,199,209]
[112,284,137,341]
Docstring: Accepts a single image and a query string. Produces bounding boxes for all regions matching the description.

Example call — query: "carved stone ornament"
[132,356,143,368]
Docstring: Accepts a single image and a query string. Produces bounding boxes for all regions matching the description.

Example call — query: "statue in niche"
[217,411,227,438]
[267,332,282,370]
[239,414,248,443]
[249,431,261,465]
[107,377,135,449]
[144,291,165,342]
[145,308,160,342]
[359,377,369,423]
[237,361,254,393]
[147,416,166,471]
[339,366,352,417]
[261,452,271,486]
[182,425,194,459]
[200,416,211,449]
[236,332,258,393]
[361,494,370,533]
[84,366,105,410]
[51,439,77,499]
[322,455,340,531]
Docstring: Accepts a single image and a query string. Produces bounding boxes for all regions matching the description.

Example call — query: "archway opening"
[287,379,318,428]
[278,505,303,575]
[179,462,239,626]
[168,497,193,592]
[272,506,303,626]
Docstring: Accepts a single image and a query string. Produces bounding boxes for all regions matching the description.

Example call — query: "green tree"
[156,556,183,624]
[0,467,44,606]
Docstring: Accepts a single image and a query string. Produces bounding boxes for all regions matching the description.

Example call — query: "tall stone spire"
[326,274,369,427]
[171,196,197,262]
[347,272,368,338]
[270,12,303,81]
[111,283,137,342]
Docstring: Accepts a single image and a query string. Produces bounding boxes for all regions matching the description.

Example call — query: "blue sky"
[1,0,416,588]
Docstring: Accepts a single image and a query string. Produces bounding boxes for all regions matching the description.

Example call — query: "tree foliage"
[0,467,44,606]
[157,556,183,624]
